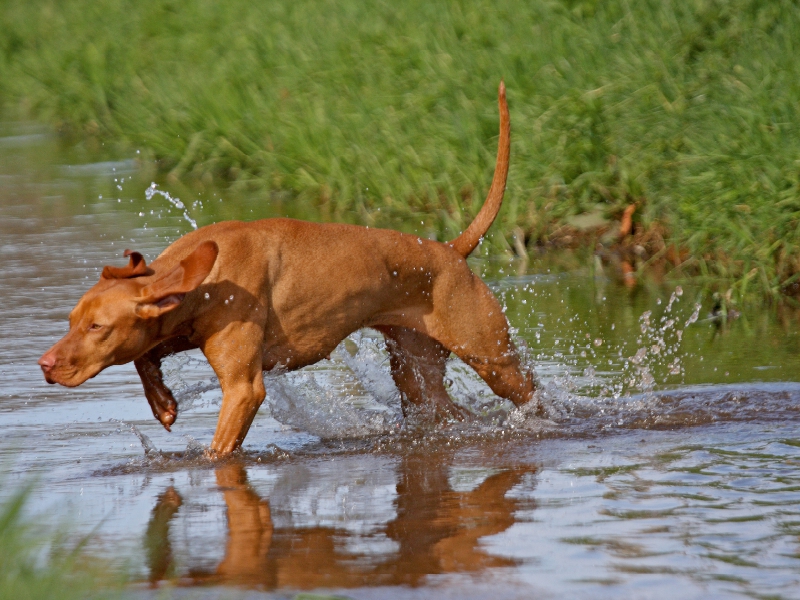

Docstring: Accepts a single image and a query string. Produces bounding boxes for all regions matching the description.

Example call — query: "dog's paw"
[159,410,176,432]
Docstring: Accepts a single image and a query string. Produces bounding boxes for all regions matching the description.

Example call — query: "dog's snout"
[38,351,56,373]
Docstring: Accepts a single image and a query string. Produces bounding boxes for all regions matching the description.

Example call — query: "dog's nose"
[38,352,56,373]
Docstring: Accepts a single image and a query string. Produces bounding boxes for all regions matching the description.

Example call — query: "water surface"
[1,128,800,599]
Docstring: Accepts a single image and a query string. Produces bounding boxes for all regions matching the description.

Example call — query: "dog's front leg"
[203,323,267,456]
[134,337,196,431]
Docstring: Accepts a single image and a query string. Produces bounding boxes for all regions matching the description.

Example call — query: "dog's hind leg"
[134,336,196,431]
[377,326,467,421]
[429,279,539,411]
[458,344,536,410]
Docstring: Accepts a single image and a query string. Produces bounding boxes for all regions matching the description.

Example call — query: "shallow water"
[1,128,800,599]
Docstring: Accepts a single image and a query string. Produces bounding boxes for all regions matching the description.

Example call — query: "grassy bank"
[1,0,799,297]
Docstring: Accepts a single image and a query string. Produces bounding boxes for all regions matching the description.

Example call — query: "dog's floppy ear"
[136,241,219,319]
[102,250,155,279]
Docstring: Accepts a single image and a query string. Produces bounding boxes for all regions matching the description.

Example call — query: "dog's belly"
[259,302,365,372]
[260,299,429,373]
[260,336,339,372]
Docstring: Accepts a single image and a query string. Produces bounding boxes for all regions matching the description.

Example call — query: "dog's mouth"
[40,363,99,388]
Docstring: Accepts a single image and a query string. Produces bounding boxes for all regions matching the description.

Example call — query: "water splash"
[162,351,220,411]
[183,435,207,457]
[110,418,159,455]
[339,331,400,410]
[493,285,718,432]
[617,287,701,399]
[151,285,720,440]
[264,371,398,439]
[145,182,198,230]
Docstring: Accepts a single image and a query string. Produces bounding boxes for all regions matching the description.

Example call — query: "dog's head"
[38,241,218,387]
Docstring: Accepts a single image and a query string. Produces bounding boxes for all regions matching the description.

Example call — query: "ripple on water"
[2,147,800,598]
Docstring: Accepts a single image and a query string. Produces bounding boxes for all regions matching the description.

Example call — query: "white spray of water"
[339,332,401,410]
[264,371,398,439]
[110,418,159,455]
[153,286,705,440]
[504,286,706,430]
[618,287,701,398]
[145,182,198,230]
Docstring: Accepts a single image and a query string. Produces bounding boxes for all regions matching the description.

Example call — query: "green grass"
[0,483,119,600]
[1,0,799,297]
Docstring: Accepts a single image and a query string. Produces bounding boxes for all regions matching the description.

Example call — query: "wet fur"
[39,84,537,455]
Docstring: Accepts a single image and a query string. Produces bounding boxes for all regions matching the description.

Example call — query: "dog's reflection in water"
[144,453,536,588]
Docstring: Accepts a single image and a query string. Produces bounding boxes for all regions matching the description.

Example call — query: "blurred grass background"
[0,482,119,600]
[1,0,799,296]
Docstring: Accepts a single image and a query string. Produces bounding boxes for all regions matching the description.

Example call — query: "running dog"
[39,83,537,455]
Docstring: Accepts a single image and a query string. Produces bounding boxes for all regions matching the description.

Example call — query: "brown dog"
[38,83,537,455]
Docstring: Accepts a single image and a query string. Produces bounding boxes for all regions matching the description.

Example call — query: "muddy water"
[2,127,800,599]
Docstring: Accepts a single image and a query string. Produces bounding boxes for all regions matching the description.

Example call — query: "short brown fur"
[39,83,537,456]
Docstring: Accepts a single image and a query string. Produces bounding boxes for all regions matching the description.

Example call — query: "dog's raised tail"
[449,81,510,257]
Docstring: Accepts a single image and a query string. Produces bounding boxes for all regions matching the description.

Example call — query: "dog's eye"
[88,323,103,331]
